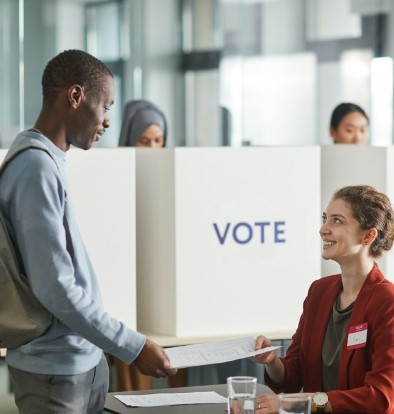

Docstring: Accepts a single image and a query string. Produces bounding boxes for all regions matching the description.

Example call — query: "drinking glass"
[227,376,257,414]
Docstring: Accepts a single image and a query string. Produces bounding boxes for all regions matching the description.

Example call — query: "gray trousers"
[8,353,109,414]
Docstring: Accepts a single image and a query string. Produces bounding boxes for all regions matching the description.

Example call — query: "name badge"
[347,322,368,350]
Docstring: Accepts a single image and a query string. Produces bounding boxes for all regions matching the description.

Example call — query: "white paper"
[114,391,227,407]
[165,336,281,368]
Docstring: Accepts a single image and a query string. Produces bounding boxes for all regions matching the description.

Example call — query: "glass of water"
[278,394,311,414]
[227,376,257,414]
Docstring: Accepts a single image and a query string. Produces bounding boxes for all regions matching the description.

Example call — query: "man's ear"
[68,84,84,109]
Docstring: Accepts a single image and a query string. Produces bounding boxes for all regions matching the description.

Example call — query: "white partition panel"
[321,145,394,280]
[136,147,321,337]
[67,148,137,329]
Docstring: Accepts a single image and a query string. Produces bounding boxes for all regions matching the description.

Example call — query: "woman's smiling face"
[320,197,367,263]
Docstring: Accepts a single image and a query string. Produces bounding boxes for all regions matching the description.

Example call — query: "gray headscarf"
[118,100,167,147]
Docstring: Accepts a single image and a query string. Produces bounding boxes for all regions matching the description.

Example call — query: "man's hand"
[133,338,177,378]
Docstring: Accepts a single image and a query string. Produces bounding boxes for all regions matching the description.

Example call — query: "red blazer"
[265,264,394,413]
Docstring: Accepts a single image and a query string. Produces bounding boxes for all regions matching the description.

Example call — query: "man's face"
[68,75,115,150]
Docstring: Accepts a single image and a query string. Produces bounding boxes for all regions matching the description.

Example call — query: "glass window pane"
[0,0,20,148]
[86,1,121,61]
[371,57,393,146]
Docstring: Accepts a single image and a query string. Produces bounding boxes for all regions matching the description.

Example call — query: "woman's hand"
[250,335,278,365]
[256,395,279,414]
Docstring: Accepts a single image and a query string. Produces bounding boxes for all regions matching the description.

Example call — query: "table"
[104,383,274,414]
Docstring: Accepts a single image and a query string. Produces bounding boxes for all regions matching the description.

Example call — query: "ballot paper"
[165,336,281,369]
[114,391,227,407]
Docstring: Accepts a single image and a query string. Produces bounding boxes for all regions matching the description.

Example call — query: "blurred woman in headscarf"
[119,99,167,147]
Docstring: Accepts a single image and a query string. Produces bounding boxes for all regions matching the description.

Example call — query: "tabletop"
[104,383,274,414]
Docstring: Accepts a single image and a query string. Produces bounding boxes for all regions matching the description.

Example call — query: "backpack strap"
[0,141,57,175]
[0,140,74,259]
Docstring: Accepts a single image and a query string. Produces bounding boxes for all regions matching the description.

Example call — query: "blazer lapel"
[308,276,342,389]
[338,263,384,389]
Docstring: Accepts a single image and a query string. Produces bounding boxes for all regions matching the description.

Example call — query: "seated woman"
[253,185,394,413]
[329,102,369,144]
[118,99,167,147]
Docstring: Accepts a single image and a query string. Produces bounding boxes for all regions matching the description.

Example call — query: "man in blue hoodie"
[0,49,176,413]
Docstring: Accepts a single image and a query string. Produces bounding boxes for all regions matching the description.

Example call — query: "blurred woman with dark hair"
[329,102,369,144]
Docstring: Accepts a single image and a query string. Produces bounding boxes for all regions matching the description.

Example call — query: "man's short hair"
[42,49,113,104]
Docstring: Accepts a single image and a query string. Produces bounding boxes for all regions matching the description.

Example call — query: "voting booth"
[321,145,394,280]
[67,148,137,329]
[136,147,321,337]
